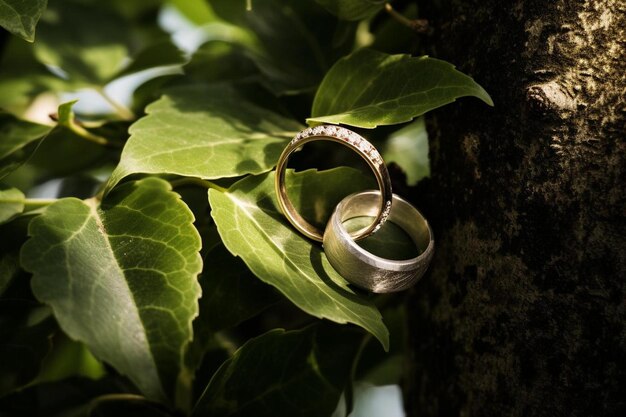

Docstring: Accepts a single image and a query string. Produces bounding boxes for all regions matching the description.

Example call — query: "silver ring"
[323,190,434,293]
[275,125,393,242]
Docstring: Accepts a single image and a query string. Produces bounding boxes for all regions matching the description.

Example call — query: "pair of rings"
[275,125,434,293]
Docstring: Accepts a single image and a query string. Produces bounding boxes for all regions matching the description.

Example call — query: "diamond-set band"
[274,125,393,242]
[371,200,393,234]
[275,124,434,293]
[290,126,385,167]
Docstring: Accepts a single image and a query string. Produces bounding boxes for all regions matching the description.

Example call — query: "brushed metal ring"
[323,190,434,293]
[275,125,392,242]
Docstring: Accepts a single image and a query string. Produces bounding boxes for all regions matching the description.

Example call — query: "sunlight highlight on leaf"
[209,169,389,350]
[21,178,202,403]
[105,84,302,193]
[309,48,493,128]
[0,0,47,42]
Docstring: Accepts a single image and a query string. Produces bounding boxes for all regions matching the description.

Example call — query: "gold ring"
[275,125,393,242]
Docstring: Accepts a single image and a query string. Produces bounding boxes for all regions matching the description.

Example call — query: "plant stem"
[170,177,228,193]
[65,121,120,148]
[384,3,430,33]
[215,332,238,356]
[90,393,146,403]
[0,197,57,213]
[175,366,194,414]
[23,198,58,211]
[96,88,135,121]
[86,394,152,414]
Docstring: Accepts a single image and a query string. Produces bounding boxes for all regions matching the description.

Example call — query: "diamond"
[358,141,370,152]
[312,126,324,136]
[382,201,392,217]
[371,151,383,165]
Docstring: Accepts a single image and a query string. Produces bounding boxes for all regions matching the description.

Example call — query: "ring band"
[275,125,393,242]
[323,190,434,293]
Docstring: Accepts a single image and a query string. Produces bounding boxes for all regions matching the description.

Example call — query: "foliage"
[0,0,47,42]
[0,0,491,415]
[309,48,492,128]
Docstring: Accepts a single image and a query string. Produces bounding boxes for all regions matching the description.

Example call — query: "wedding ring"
[275,125,392,242]
[323,190,434,293]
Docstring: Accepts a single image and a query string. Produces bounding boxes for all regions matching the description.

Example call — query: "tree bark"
[407,1,625,416]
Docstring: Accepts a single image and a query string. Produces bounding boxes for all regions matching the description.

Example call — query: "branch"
[96,88,136,121]
[384,3,431,34]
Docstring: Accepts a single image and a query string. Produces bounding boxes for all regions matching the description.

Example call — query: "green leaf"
[309,48,494,128]
[0,0,47,42]
[34,1,131,84]
[0,300,56,396]
[382,117,430,185]
[26,125,109,179]
[354,305,408,385]
[32,0,172,84]
[211,0,356,95]
[34,333,106,385]
[0,37,77,115]
[198,243,281,334]
[0,375,135,415]
[208,168,389,350]
[83,396,176,417]
[50,342,107,384]
[0,215,31,295]
[130,74,183,114]
[20,178,203,402]
[106,84,302,193]
[193,325,363,417]
[20,101,111,179]
[0,255,17,295]
[186,242,281,371]
[106,0,163,20]
[113,39,186,80]
[169,0,218,25]
[316,0,385,21]
[184,40,258,84]
[0,112,53,180]
[56,99,76,125]
[0,186,25,224]
[198,21,259,48]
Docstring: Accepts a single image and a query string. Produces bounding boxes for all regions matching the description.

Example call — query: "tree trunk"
[407,1,625,416]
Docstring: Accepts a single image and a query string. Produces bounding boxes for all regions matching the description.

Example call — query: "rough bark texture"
[407,0,625,416]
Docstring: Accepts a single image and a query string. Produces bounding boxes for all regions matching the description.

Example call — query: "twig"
[23,198,58,211]
[67,120,120,148]
[50,110,122,148]
[96,88,135,121]
[384,3,432,34]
